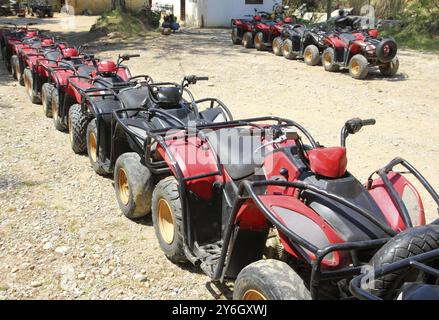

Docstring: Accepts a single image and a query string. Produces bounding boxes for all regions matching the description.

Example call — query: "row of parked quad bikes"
[2,22,439,301]
[231,10,399,80]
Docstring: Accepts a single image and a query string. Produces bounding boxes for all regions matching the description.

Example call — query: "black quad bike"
[112,113,439,300]
[280,24,328,66]
[28,0,53,18]
[85,75,233,202]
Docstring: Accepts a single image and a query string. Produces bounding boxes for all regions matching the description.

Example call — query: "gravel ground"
[0,15,438,300]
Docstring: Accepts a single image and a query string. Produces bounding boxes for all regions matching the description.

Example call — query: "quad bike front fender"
[156,135,226,201]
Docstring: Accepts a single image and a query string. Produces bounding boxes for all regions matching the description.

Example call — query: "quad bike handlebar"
[341,118,376,147]
[118,53,140,66]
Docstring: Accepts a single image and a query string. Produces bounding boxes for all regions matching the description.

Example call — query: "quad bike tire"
[51,89,67,132]
[69,104,89,154]
[152,176,188,264]
[114,152,153,219]
[42,83,54,118]
[369,224,439,300]
[303,45,320,66]
[23,68,41,104]
[11,55,19,80]
[322,47,339,72]
[86,119,108,176]
[231,27,241,45]
[379,57,399,77]
[254,32,266,51]
[242,32,254,49]
[376,38,398,63]
[349,54,369,80]
[272,37,283,56]
[233,259,311,300]
[48,11,54,18]
[282,39,297,60]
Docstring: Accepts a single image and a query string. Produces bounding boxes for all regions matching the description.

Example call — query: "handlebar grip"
[196,76,209,81]
[361,119,376,126]
[129,54,140,58]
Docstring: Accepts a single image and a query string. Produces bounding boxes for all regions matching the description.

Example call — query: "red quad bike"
[0,22,40,72]
[10,36,58,86]
[322,27,399,80]
[231,10,273,49]
[22,44,86,106]
[36,49,135,137]
[64,53,141,154]
[254,16,296,53]
[123,115,439,299]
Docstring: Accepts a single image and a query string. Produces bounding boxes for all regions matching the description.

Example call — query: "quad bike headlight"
[401,185,422,227]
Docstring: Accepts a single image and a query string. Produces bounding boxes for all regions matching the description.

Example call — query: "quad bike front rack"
[349,247,439,300]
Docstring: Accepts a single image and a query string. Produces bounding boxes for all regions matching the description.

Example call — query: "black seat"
[151,87,181,108]
[77,65,96,77]
[203,128,264,180]
[339,33,357,45]
[118,86,150,109]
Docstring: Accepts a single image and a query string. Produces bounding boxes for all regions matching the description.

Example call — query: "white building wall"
[152,0,181,21]
[153,0,278,28]
[204,0,278,28]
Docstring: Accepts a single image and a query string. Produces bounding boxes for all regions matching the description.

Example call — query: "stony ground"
[0,14,438,300]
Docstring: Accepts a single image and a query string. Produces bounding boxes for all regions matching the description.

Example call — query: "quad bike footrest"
[195,241,223,278]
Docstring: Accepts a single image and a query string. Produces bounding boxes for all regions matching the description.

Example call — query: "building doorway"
[180,0,185,21]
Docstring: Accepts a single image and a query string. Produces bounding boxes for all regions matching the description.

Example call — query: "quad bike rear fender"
[367,158,438,229]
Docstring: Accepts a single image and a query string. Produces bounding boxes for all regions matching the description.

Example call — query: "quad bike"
[279,24,328,66]
[350,246,439,300]
[253,16,295,52]
[10,35,58,85]
[108,75,233,219]
[0,22,39,72]
[116,113,439,299]
[46,51,135,138]
[321,27,399,79]
[231,10,273,48]
[64,53,140,154]
[22,43,88,106]
[28,0,53,18]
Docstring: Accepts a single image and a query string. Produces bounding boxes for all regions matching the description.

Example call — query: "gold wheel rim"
[117,168,130,206]
[351,60,360,76]
[283,43,289,55]
[158,198,174,245]
[243,289,267,300]
[255,36,260,46]
[305,49,312,63]
[52,95,57,120]
[324,52,332,66]
[88,131,97,162]
[273,41,279,52]
[15,64,20,79]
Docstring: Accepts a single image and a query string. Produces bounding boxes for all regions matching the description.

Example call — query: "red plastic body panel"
[258,194,345,267]
[308,147,347,178]
[368,172,426,230]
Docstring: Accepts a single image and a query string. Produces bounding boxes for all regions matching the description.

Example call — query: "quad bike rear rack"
[349,247,439,300]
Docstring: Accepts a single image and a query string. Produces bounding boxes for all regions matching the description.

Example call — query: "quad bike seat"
[118,86,150,110]
[338,33,357,45]
[203,128,265,181]
[151,87,181,108]
[301,173,390,242]
[77,65,96,77]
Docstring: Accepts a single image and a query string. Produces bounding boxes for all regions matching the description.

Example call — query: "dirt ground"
[0,14,438,300]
